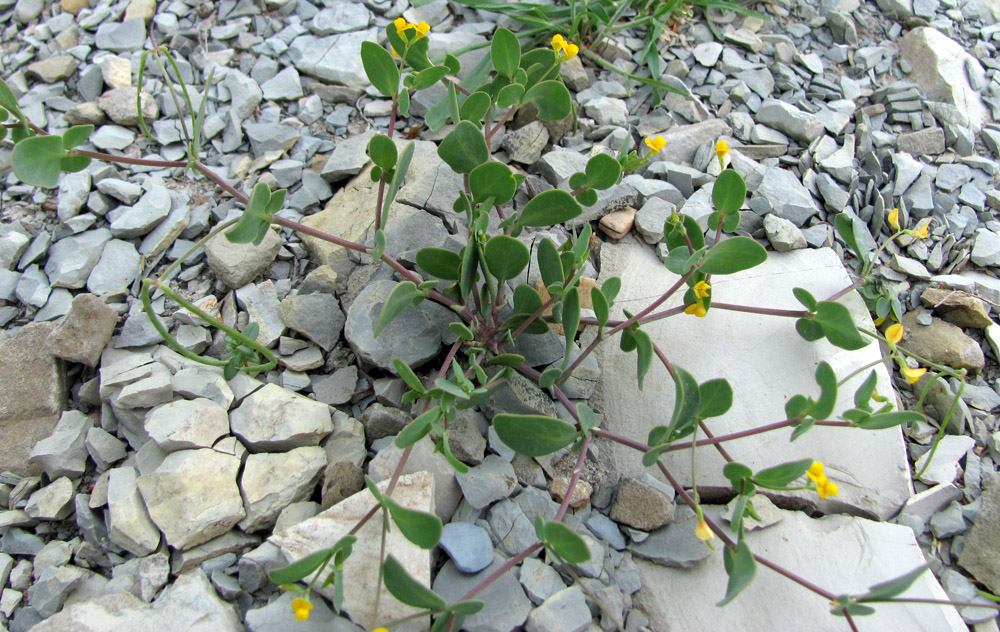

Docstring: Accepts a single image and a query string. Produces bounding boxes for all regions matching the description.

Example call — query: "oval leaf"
[437,120,489,174]
[62,124,94,150]
[697,379,733,419]
[268,548,332,586]
[523,80,571,121]
[497,83,525,108]
[382,554,446,610]
[717,539,756,606]
[815,302,868,351]
[585,153,622,190]
[712,169,747,214]
[856,410,924,430]
[700,237,767,275]
[518,189,583,227]
[491,27,521,78]
[469,161,517,206]
[361,41,399,98]
[543,521,591,564]
[375,281,424,337]
[368,134,397,172]
[483,236,529,283]
[412,65,450,91]
[416,247,462,280]
[752,458,813,488]
[460,91,491,124]
[492,414,578,457]
[386,497,443,549]
[11,135,65,188]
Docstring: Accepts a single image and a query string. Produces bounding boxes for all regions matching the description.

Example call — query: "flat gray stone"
[455,455,517,510]
[432,553,532,632]
[592,242,911,520]
[279,293,345,351]
[287,29,378,90]
[438,522,493,574]
[109,186,171,238]
[87,239,141,296]
[230,383,333,451]
[95,18,146,52]
[239,446,326,532]
[756,99,824,143]
[144,398,229,452]
[525,585,591,632]
[44,228,111,289]
[204,226,281,289]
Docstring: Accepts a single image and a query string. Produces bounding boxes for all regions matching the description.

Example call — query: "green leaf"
[700,237,767,275]
[491,353,525,368]
[830,598,876,617]
[460,91,492,124]
[380,141,414,227]
[602,277,621,304]
[62,125,94,150]
[443,53,461,75]
[562,286,580,346]
[416,247,462,280]
[665,214,706,253]
[60,155,91,173]
[585,153,622,190]
[368,134,397,172]
[518,190,583,227]
[449,322,475,341]
[812,361,838,420]
[717,539,756,606]
[854,369,878,408]
[394,358,426,393]
[492,414,579,457]
[437,120,489,174]
[470,162,517,206]
[723,462,754,487]
[793,287,817,311]
[856,410,924,430]
[543,521,591,564]
[398,88,410,117]
[815,302,868,351]
[11,135,65,188]
[712,169,747,214]
[361,41,400,98]
[448,600,485,616]
[375,281,424,337]
[634,330,653,390]
[697,379,733,419]
[538,366,561,389]
[0,77,24,123]
[834,213,866,265]
[784,394,810,420]
[268,548,332,585]
[523,80,571,121]
[497,83,525,108]
[225,182,275,246]
[795,318,825,341]
[395,409,436,449]
[484,235,529,282]
[513,283,543,314]
[591,287,609,330]
[386,497,443,549]
[371,229,387,262]
[491,27,521,78]
[383,555,446,610]
[412,65,450,91]
[576,188,598,207]
[576,402,598,433]
[536,238,564,286]
[858,565,928,602]
[666,365,701,440]
[752,458,813,488]
[791,417,815,441]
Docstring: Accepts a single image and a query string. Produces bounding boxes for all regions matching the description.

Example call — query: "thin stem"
[709,302,810,319]
[485,106,516,142]
[194,161,248,203]
[457,542,544,602]
[74,150,186,168]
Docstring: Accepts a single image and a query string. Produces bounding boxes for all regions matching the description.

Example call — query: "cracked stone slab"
[633,510,965,631]
[591,242,912,520]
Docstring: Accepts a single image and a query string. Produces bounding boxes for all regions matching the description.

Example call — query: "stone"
[900,311,985,373]
[287,29,378,90]
[278,293,345,351]
[633,510,965,631]
[598,207,636,240]
[0,324,64,478]
[629,505,712,568]
[204,227,281,289]
[235,281,285,348]
[312,366,358,406]
[244,591,352,631]
[110,186,171,238]
[311,2,372,34]
[261,67,303,101]
[28,410,92,480]
[368,436,461,521]
[692,41,724,67]
[432,553,532,632]
[145,398,229,452]
[756,100,824,143]
[137,449,245,550]
[344,279,453,373]
[455,455,518,510]
[274,501,320,533]
[649,119,731,166]
[99,87,158,125]
[920,288,993,329]
[914,435,976,485]
[438,522,493,574]
[91,125,136,150]
[634,197,675,244]
[25,477,75,520]
[525,586,591,632]
[929,501,967,538]
[107,466,161,556]
[0,230,29,271]
[47,294,117,367]
[271,472,433,631]
[57,171,92,222]
[319,130,375,182]
[972,229,1000,267]
[320,460,365,510]
[519,556,567,605]
[592,243,910,520]
[98,56,133,89]
[584,97,628,126]
[502,121,549,164]
[230,384,333,451]
[763,214,807,251]
[239,447,326,532]
[171,367,235,409]
[29,570,241,632]
[95,18,147,52]
[27,56,78,83]
[85,427,127,471]
[447,411,487,466]
[754,168,819,226]
[45,228,111,289]
[899,27,989,131]
[86,239,141,296]
[960,479,1000,594]
[896,128,947,155]
[610,477,674,531]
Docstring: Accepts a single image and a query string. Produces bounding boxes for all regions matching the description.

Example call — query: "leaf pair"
[11,125,95,188]
[642,369,734,465]
[224,182,286,246]
[794,288,867,351]
[567,153,622,206]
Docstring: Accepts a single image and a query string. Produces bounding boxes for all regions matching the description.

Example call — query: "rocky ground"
[2,0,1000,630]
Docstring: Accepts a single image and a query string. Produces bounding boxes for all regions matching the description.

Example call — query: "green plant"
[1,16,992,632]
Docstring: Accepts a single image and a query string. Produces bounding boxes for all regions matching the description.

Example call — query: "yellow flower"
[415,21,430,37]
[551,33,566,53]
[693,280,711,299]
[695,518,715,541]
[645,136,666,154]
[886,323,903,345]
[372,629,390,632]
[910,221,929,239]
[888,207,900,231]
[685,302,708,317]
[394,17,409,34]
[806,461,824,484]
[562,42,579,60]
[817,480,838,499]
[901,366,927,384]
[715,140,730,160]
[292,597,313,622]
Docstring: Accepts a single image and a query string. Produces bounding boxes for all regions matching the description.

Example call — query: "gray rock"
[244,591,357,632]
[959,479,1000,595]
[311,2,372,34]
[245,124,301,156]
[455,455,518,509]
[628,505,712,568]
[204,227,281,289]
[359,403,409,445]
[914,435,976,485]
[439,522,493,574]
[36,288,75,322]
[85,427,127,471]
[91,124,136,150]
[502,121,549,165]
[287,29,378,89]
[941,568,998,624]
[95,18,146,52]
[140,204,189,257]
[311,366,357,406]
[28,411,93,480]
[171,367,235,409]
[99,87,158,126]
[47,293,117,367]
[115,311,167,349]
[754,169,819,226]
[57,171,92,222]
[519,556,567,605]
[692,41,723,67]
[763,214,807,251]
[107,466,161,556]
[44,228,111,289]
[110,186,171,238]
[137,448,245,550]
[585,513,627,550]
[14,0,43,22]
[25,477,75,520]
[611,477,675,532]
[15,264,51,308]
[261,67,303,101]
[0,230,29,271]
[896,127,946,155]
[756,100,824,143]
[344,278,453,373]
[145,398,229,452]
[86,239,141,296]
[525,585,591,632]
[432,554,532,632]
[896,482,962,528]
[239,446,326,532]
[236,281,286,348]
[230,383,333,451]
[224,70,263,122]
[583,97,628,126]
[532,150,590,186]
[28,565,105,618]
[278,293,345,351]
[930,500,967,538]
[972,229,1000,267]
[321,130,376,182]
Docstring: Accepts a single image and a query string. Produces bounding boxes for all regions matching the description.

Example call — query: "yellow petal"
[685,302,707,317]
[693,280,711,299]
[551,34,565,52]
[393,17,407,33]
[292,598,313,622]
[888,207,899,230]
[715,140,729,158]
[416,21,430,36]
[912,221,929,239]
[563,43,579,60]
[695,518,715,541]
[885,323,904,345]
[824,482,838,497]
[901,366,927,384]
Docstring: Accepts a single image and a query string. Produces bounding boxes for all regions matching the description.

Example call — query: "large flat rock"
[633,511,965,631]
[592,243,912,520]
